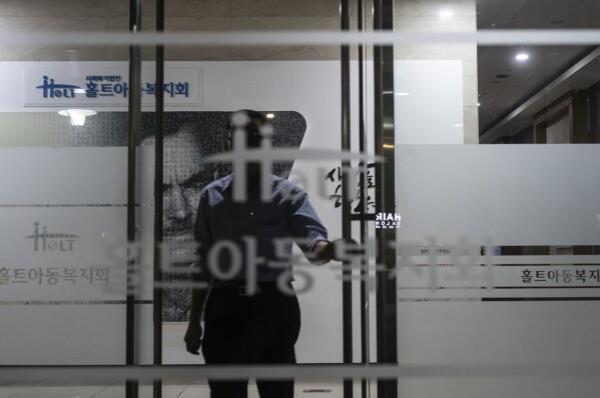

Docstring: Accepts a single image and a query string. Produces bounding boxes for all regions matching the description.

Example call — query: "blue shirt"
[194,174,328,282]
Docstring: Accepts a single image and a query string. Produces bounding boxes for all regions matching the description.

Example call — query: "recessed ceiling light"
[515,52,530,62]
[58,109,97,126]
[439,9,454,18]
[266,113,275,119]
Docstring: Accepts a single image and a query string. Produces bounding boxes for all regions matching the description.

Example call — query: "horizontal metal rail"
[3,30,600,47]
[1,363,599,385]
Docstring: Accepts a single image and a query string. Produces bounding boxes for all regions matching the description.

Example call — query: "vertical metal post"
[127,0,142,397]
[153,0,165,397]
[373,0,397,397]
[357,0,369,397]
[340,0,353,397]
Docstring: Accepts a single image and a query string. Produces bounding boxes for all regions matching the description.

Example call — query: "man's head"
[225,109,272,151]
[225,110,274,187]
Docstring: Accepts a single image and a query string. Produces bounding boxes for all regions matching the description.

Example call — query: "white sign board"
[22,63,202,107]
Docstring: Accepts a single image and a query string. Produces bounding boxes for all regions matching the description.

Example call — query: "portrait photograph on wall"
[27,110,308,321]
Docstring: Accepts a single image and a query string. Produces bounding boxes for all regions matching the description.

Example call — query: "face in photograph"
[143,130,205,266]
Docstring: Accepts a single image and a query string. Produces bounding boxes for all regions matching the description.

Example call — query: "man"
[184,110,340,398]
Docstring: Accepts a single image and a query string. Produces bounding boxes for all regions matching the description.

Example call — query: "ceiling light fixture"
[58,109,97,126]
[439,9,454,18]
[515,52,530,62]
[265,113,275,119]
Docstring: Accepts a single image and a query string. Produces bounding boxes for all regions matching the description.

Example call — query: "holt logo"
[26,222,79,252]
[35,75,80,98]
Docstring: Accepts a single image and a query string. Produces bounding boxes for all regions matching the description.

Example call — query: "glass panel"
[157,0,350,379]
[2,0,600,397]
[390,1,600,397]
[0,0,131,368]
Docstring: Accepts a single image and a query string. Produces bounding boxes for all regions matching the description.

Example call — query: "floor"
[0,383,343,398]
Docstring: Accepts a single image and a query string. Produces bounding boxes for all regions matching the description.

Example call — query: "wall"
[0,0,479,143]
[0,0,340,61]
[394,0,479,144]
[585,81,600,142]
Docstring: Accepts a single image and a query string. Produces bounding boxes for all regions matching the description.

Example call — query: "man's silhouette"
[184,110,338,398]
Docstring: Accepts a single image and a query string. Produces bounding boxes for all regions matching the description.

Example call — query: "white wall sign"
[22,63,202,107]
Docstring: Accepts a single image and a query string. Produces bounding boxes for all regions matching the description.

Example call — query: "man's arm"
[184,192,212,355]
[184,278,208,355]
[288,189,360,265]
[188,284,208,326]
[288,191,335,265]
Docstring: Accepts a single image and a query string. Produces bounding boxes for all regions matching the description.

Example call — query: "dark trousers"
[202,283,301,398]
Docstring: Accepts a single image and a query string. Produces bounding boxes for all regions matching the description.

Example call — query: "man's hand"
[184,322,203,355]
[330,238,362,262]
[312,238,362,264]
[312,240,334,265]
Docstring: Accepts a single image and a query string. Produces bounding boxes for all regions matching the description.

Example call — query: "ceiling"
[476,0,600,137]
[479,50,600,142]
